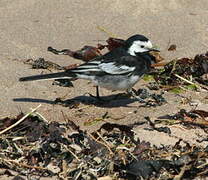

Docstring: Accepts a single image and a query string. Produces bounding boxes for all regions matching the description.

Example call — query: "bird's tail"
[19,72,74,82]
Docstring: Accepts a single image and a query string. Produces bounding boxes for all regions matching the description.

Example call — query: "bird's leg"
[88,86,106,102]
[127,88,145,103]
[88,86,100,99]
[95,86,109,102]
[96,86,100,99]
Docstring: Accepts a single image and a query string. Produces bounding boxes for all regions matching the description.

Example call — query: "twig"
[151,62,167,67]
[64,145,81,161]
[197,169,208,176]
[170,59,179,74]
[0,104,41,135]
[96,131,112,148]
[116,146,137,160]
[88,132,113,154]
[97,26,117,38]
[174,74,197,86]
[197,161,208,169]
[174,74,208,91]
[74,169,82,180]
[0,157,47,170]
[32,111,48,123]
[173,165,189,180]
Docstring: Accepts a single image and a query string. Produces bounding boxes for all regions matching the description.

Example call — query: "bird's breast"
[93,74,141,91]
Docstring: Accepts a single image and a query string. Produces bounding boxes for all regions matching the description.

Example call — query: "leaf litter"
[150,52,208,92]
[1,106,208,179]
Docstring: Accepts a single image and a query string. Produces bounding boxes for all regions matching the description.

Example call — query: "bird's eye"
[140,45,144,48]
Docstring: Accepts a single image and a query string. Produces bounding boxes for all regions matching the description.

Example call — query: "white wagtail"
[19,34,159,100]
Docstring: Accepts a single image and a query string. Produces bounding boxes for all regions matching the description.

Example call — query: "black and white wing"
[98,61,135,75]
[69,55,139,76]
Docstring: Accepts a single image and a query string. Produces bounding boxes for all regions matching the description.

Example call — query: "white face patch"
[128,40,153,56]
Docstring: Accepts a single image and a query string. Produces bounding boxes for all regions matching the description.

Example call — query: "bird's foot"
[87,93,108,104]
[127,88,146,103]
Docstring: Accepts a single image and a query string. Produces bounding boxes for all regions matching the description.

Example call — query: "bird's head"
[125,34,159,56]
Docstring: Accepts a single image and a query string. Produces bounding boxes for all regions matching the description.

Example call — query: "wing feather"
[70,55,137,75]
[99,62,135,74]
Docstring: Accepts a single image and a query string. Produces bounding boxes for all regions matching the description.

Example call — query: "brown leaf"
[168,44,177,51]
[48,46,102,62]
[150,51,165,63]
[105,37,125,51]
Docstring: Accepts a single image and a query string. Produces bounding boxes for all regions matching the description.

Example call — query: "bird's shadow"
[13,93,138,108]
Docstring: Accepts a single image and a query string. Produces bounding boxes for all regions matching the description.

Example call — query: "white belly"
[93,75,141,91]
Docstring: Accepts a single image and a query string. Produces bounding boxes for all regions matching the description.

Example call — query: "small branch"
[88,132,113,154]
[0,157,46,170]
[151,62,167,68]
[64,145,81,161]
[174,74,198,86]
[174,74,208,91]
[96,131,112,148]
[97,26,117,38]
[33,111,48,123]
[0,104,41,135]
[173,165,189,180]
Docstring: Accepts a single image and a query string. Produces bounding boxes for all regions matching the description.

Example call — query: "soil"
[1,1,208,179]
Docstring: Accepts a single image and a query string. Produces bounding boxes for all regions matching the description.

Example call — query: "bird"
[19,34,159,101]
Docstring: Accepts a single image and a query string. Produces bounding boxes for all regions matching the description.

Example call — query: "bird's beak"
[147,47,160,52]
[147,45,160,52]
